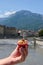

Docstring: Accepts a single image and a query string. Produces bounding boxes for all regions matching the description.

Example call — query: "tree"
[38,29,43,37]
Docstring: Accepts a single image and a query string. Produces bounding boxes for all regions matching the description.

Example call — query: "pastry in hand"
[17,39,28,48]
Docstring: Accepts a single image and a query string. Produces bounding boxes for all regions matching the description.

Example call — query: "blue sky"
[0,0,43,17]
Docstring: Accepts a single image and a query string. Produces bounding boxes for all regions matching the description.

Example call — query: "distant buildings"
[0,25,18,38]
[4,26,18,38]
[18,30,36,38]
[0,25,39,38]
[0,25,5,38]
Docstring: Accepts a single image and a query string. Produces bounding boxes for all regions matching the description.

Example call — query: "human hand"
[9,45,28,65]
[0,40,28,65]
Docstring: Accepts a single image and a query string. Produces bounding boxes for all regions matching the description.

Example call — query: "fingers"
[19,47,28,61]
[19,47,26,61]
[25,45,28,56]
[12,47,26,64]
[15,45,28,57]
[11,47,28,64]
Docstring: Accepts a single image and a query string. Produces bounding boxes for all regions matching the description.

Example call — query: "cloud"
[0,11,16,18]
[4,11,16,16]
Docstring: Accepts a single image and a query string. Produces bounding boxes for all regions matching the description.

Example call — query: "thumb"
[19,47,25,61]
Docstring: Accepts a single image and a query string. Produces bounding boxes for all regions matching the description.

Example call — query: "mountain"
[0,10,43,31]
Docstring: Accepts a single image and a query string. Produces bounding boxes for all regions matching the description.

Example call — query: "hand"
[9,45,28,65]
[0,45,28,65]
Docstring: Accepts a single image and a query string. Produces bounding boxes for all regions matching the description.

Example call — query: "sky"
[0,0,43,18]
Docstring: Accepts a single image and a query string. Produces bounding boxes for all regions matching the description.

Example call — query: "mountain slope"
[0,10,43,31]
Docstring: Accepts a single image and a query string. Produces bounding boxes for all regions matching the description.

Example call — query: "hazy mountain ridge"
[0,10,43,31]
